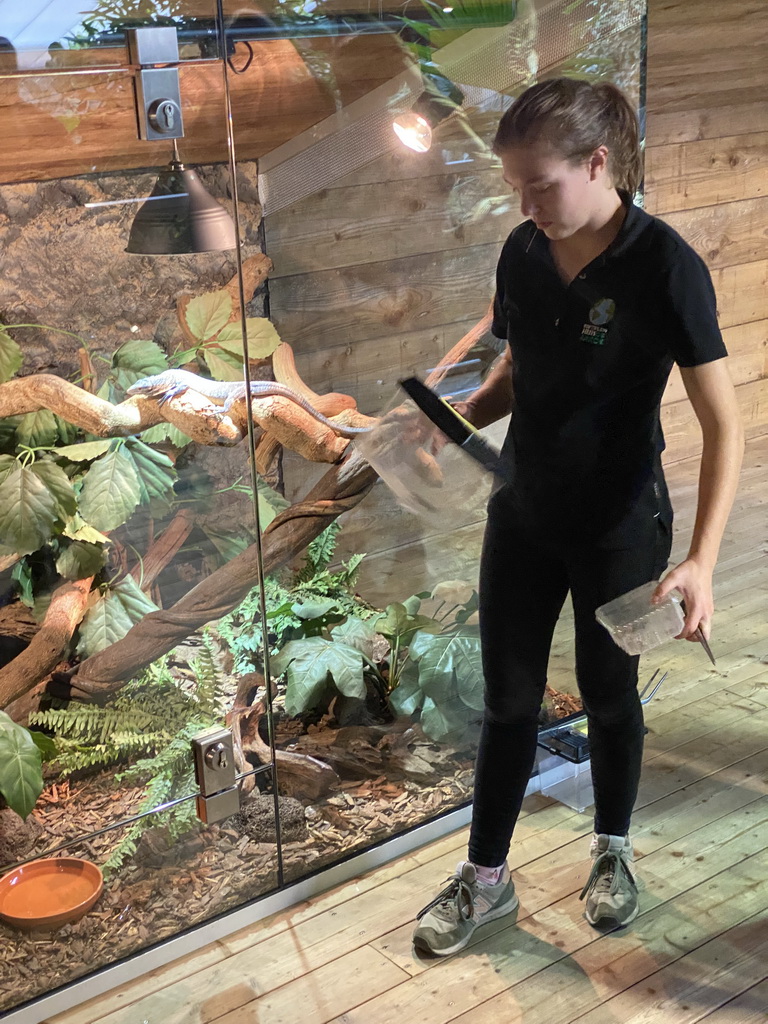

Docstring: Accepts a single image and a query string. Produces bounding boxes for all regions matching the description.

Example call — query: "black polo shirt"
[491,192,728,539]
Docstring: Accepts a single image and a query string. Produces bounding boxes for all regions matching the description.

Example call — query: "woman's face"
[499,141,609,240]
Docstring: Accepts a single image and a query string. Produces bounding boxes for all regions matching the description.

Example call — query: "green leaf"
[77,576,157,656]
[0,416,22,453]
[111,574,159,622]
[271,636,365,716]
[204,347,244,382]
[402,594,422,617]
[330,616,378,658]
[62,513,109,545]
[124,438,177,504]
[169,346,201,367]
[0,711,44,820]
[217,318,282,359]
[54,439,113,461]
[56,540,106,580]
[28,730,58,762]
[373,602,441,648]
[256,480,290,528]
[292,598,337,620]
[409,626,484,711]
[419,695,467,743]
[139,422,192,447]
[184,290,232,342]
[78,446,142,531]
[0,453,17,486]
[15,409,59,449]
[30,459,77,518]
[203,526,251,562]
[389,661,423,717]
[112,339,168,375]
[0,462,60,555]
[0,329,23,383]
[11,557,34,607]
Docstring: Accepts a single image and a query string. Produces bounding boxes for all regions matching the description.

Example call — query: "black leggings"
[468,489,672,867]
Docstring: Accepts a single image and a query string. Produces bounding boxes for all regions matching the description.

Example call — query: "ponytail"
[493,78,643,195]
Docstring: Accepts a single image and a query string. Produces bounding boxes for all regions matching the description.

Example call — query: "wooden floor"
[49,437,768,1024]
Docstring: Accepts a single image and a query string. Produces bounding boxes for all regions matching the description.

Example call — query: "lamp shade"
[126,160,237,254]
[392,71,465,153]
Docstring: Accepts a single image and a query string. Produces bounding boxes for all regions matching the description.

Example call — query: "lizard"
[127,369,372,438]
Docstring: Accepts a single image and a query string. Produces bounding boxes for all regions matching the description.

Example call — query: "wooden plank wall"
[647,0,768,462]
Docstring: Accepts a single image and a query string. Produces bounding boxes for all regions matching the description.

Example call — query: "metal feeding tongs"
[680,599,717,666]
[639,668,668,705]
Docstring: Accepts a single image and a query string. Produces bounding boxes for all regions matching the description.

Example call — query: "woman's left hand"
[652,558,714,641]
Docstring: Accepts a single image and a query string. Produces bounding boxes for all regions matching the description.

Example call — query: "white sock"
[474,863,504,885]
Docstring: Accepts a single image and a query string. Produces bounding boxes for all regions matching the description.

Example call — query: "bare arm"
[452,345,514,428]
[653,358,745,639]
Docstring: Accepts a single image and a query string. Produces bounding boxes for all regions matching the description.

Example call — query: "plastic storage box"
[595,580,685,656]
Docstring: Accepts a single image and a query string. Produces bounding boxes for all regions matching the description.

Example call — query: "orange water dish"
[0,858,103,931]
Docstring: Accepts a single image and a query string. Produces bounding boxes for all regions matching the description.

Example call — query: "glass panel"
[0,5,280,1012]
[227,0,647,881]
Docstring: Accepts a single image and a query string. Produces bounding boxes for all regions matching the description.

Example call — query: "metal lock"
[191,726,237,797]
[196,787,241,825]
[127,28,185,142]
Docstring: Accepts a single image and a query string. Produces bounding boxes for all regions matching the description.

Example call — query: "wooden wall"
[646,0,768,463]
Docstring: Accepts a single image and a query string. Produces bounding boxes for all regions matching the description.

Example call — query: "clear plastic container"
[595,580,684,656]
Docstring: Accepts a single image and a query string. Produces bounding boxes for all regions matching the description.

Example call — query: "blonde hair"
[493,78,642,195]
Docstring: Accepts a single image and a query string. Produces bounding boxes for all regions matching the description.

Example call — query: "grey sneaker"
[413,861,518,956]
[580,833,638,928]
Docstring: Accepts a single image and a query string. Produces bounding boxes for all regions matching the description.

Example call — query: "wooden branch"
[0,577,93,709]
[0,376,243,446]
[129,509,195,593]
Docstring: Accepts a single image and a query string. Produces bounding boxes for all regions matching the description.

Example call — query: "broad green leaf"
[389,661,424,717]
[28,730,58,762]
[54,439,112,461]
[56,539,106,580]
[124,438,177,503]
[77,577,157,656]
[77,591,135,656]
[409,626,484,710]
[204,347,243,382]
[0,711,44,820]
[272,636,365,716]
[30,459,77,517]
[0,417,22,453]
[54,415,79,446]
[62,514,109,545]
[11,557,34,607]
[112,339,168,374]
[0,453,16,486]
[292,598,337,620]
[217,318,282,359]
[184,290,232,342]
[15,409,59,449]
[431,579,476,607]
[0,329,23,383]
[203,526,251,562]
[78,447,142,531]
[0,462,59,555]
[169,346,201,367]
[140,422,192,447]
[373,602,441,647]
[111,574,159,622]
[330,616,378,658]
[402,594,422,617]
[419,696,467,743]
[256,480,290,528]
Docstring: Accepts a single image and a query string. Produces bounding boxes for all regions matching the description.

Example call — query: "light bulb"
[392,112,433,153]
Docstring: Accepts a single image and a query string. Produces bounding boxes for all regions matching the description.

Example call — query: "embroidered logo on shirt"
[589,298,616,325]
[579,297,615,345]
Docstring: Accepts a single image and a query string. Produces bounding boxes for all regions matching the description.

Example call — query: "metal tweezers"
[680,599,717,665]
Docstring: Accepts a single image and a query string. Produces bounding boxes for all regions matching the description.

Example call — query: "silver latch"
[191,726,240,824]
[127,27,185,142]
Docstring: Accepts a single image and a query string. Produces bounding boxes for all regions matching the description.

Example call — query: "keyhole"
[159,101,175,130]
[205,742,228,770]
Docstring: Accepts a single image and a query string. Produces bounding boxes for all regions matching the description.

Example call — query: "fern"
[295,521,342,583]
[31,630,229,876]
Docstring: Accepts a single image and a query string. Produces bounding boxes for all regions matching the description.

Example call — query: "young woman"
[413,78,744,955]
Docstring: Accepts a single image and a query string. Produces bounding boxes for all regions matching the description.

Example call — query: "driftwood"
[0,577,93,708]
[129,509,196,593]
[229,698,339,801]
